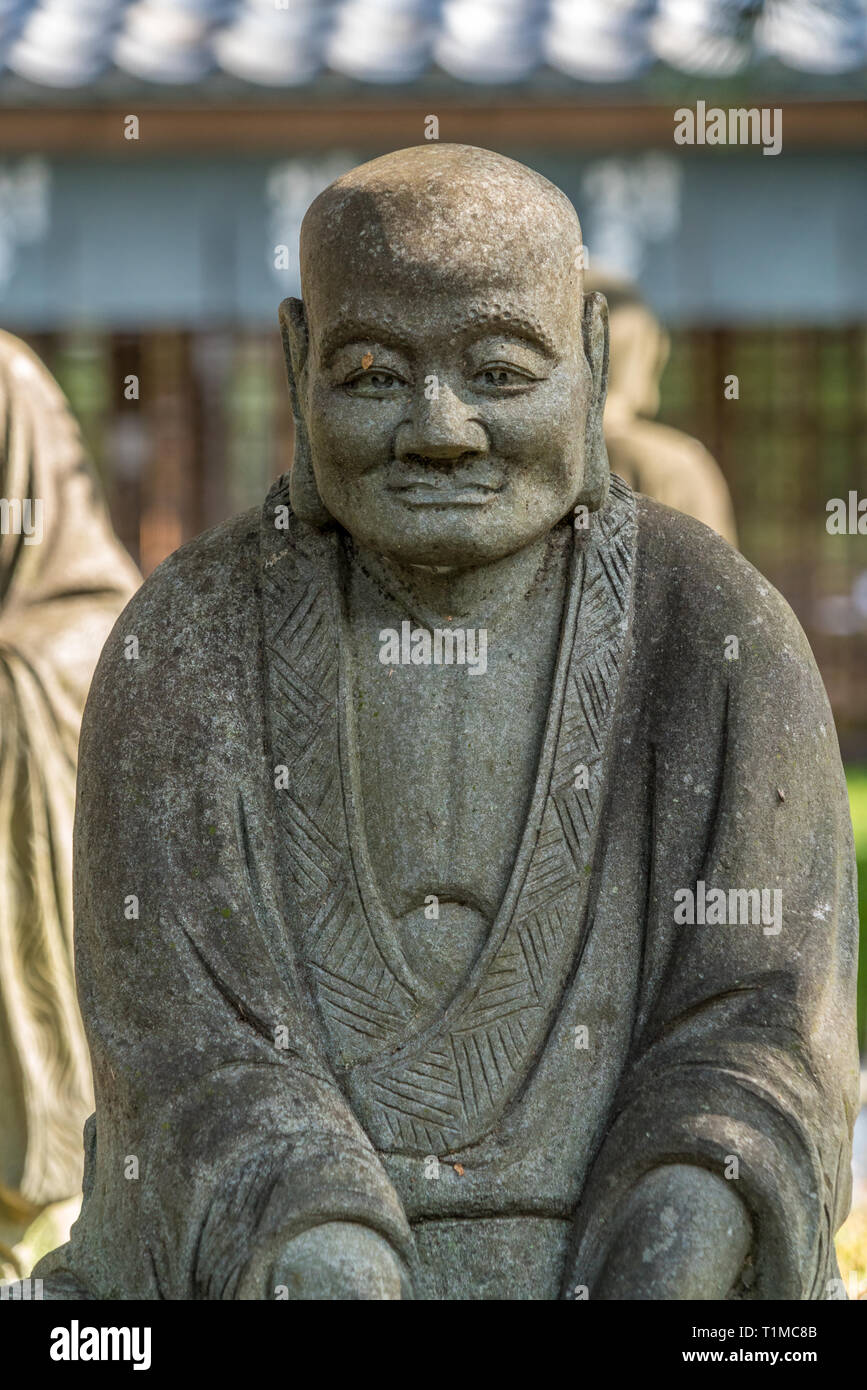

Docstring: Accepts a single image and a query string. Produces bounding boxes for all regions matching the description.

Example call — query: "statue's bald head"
[300,144,585,334]
[283,145,609,567]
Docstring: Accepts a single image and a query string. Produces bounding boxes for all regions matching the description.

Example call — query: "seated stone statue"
[585,269,739,547]
[0,332,139,1281]
[36,145,858,1301]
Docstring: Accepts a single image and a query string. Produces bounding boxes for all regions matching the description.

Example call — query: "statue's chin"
[377,542,506,569]
[346,514,555,572]
[339,521,514,571]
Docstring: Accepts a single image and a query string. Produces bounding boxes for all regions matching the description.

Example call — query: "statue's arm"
[591,1164,752,1300]
[54,528,416,1300]
[566,515,859,1301]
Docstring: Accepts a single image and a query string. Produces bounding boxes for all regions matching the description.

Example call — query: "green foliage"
[846,765,867,1055]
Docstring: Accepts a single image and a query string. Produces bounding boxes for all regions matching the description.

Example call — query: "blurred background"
[0,0,865,1286]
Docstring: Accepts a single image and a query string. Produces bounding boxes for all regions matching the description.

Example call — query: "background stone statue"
[35,146,858,1300]
[586,269,738,546]
[0,332,140,1279]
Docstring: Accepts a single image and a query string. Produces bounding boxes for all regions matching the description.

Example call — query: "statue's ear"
[278,296,309,414]
[278,296,332,528]
[579,290,611,512]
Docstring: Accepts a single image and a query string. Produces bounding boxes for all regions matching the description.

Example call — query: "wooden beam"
[0,100,864,152]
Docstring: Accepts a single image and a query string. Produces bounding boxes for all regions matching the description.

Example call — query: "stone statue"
[586,270,738,546]
[35,146,858,1301]
[0,331,139,1280]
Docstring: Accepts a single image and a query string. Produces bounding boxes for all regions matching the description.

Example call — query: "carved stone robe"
[0,332,139,1269]
[37,474,859,1300]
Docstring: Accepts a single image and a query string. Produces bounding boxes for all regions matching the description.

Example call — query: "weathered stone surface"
[35,146,858,1300]
[0,331,139,1279]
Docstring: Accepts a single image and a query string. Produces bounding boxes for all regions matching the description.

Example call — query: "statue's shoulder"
[100,506,264,667]
[630,492,814,666]
[0,327,49,377]
[0,328,73,415]
[83,505,269,750]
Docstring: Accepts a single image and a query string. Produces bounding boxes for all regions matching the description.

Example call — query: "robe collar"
[261,476,637,1155]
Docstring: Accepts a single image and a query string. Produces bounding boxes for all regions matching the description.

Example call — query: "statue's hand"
[256,1222,405,1300]
[592,1163,752,1300]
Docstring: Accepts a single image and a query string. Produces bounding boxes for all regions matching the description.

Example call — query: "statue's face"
[298,233,600,568]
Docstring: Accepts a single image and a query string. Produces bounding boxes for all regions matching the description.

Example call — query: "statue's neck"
[348,525,570,628]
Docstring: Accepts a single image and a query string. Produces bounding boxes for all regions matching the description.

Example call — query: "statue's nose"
[395,382,487,463]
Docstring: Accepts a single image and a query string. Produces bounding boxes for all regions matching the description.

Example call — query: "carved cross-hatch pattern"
[261,474,637,1156]
[262,477,416,1064]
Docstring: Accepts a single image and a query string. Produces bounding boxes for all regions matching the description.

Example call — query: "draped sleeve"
[37,507,414,1299]
[566,501,860,1300]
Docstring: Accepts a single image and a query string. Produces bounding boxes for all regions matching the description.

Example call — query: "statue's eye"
[344,369,405,392]
[474,365,535,390]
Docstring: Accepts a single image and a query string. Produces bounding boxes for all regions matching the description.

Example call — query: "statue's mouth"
[387,479,504,508]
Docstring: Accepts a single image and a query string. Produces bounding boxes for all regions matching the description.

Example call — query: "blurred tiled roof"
[0,0,864,90]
